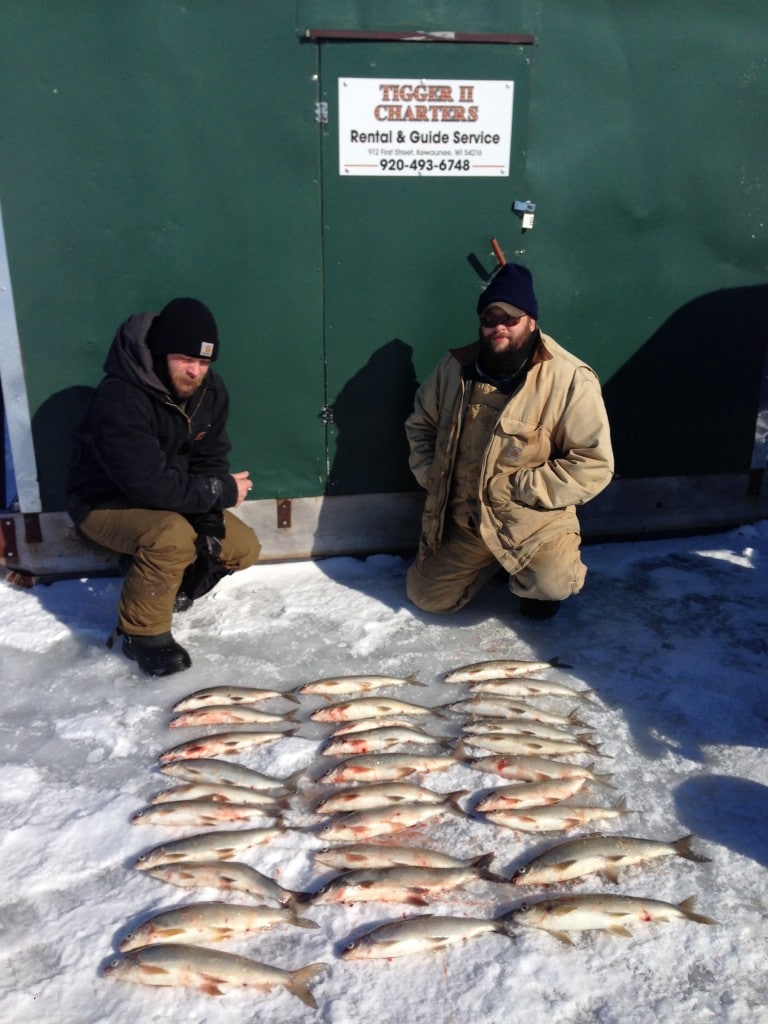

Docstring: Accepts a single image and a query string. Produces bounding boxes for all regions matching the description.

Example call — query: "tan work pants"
[78,508,261,635]
[406,516,586,614]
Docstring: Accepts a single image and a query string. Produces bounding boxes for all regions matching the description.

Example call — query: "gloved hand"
[178,511,230,603]
[185,511,225,557]
[185,510,225,538]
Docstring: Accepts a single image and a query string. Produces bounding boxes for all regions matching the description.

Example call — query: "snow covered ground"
[1,521,766,1024]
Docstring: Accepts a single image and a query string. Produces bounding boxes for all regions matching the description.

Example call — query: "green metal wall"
[1,1,766,513]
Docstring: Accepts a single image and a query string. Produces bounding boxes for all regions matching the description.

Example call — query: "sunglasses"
[480,311,527,327]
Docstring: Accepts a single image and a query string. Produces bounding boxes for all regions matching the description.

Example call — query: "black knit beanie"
[147,298,219,361]
[477,263,539,320]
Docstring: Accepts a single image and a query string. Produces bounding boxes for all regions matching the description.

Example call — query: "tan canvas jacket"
[405,332,614,575]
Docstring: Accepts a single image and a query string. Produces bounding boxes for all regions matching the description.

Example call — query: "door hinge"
[315,101,329,124]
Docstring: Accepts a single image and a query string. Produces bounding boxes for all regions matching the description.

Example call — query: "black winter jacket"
[66,312,238,524]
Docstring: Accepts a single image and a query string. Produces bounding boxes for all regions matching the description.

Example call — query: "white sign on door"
[338,78,514,177]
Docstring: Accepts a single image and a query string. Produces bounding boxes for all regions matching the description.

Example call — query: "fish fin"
[200,979,226,996]
[607,925,632,938]
[282,691,301,705]
[283,709,298,722]
[157,927,187,939]
[287,962,328,1008]
[677,896,718,925]
[612,795,629,814]
[598,867,621,884]
[673,834,712,864]
[452,739,470,760]
[550,930,576,945]
[406,895,430,906]
[553,858,580,872]
[138,963,171,976]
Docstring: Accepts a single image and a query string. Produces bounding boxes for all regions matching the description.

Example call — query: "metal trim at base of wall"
[1,474,766,581]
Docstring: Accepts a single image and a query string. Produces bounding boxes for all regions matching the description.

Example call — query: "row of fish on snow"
[103,656,716,1007]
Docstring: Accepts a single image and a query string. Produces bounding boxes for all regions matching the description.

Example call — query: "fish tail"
[452,739,470,761]
[591,742,613,759]
[282,768,305,792]
[677,896,718,925]
[286,962,328,1008]
[549,656,574,670]
[494,908,520,935]
[473,852,507,884]
[567,711,589,728]
[406,673,426,687]
[282,888,303,909]
[283,708,299,722]
[490,916,517,939]
[673,834,712,864]
[590,768,617,789]
[293,914,321,929]
[446,789,469,812]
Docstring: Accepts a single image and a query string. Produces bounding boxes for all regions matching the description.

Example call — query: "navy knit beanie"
[147,298,219,361]
[477,263,538,320]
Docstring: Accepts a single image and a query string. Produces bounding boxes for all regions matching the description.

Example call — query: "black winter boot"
[122,632,192,676]
[519,598,561,619]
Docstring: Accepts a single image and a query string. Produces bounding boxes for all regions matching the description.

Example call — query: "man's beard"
[478,330,536,377]
[169,371,204,400]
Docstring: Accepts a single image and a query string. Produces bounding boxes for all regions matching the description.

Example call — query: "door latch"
[513,199,536,230]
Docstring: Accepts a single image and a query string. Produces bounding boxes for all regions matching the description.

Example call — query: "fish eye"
[345,940,358,951]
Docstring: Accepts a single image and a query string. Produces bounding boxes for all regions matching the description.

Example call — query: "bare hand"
[231,470,253,506]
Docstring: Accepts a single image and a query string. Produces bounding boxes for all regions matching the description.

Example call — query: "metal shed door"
[315,36,533,494]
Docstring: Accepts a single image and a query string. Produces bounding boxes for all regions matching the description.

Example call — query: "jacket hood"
[103,312,168,395]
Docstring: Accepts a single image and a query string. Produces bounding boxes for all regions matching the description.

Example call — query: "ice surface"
[0,523,766,1023]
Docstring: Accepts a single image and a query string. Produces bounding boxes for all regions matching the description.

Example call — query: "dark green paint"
[0,1,765,511]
